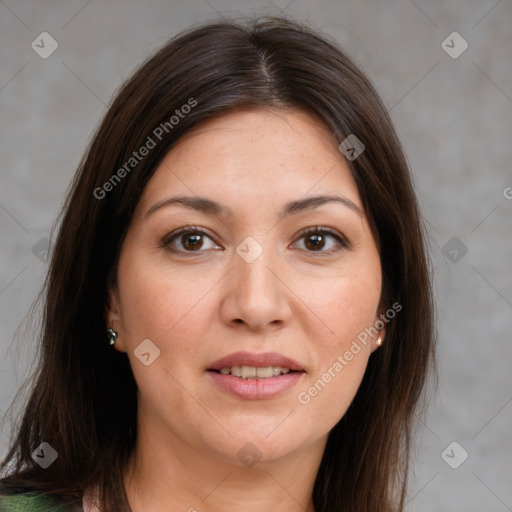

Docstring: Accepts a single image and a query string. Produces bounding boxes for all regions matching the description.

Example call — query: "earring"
[375,336,383,346]
[106,328,118,346]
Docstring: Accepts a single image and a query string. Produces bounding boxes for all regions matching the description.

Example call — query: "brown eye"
[293,227,349,254]
[163,226,220,254]
[304,233,326,251]
[180,233,204,251]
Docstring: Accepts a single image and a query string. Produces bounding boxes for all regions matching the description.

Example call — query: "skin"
[104,108,385,512]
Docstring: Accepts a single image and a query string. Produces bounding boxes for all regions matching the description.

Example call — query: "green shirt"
[0,493,82,512]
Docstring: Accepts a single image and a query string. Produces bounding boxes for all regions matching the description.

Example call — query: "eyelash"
[162,225,350,256]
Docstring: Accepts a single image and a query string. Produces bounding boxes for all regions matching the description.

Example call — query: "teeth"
[257,366,274,378]
[241,365,256,378]
[218,366,293,378]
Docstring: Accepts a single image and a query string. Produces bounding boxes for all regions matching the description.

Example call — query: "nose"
[219,245,293,332]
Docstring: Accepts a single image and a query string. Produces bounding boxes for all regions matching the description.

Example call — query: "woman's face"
[108,108,384,468]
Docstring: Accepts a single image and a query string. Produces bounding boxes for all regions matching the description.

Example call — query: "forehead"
[137,108,362,215]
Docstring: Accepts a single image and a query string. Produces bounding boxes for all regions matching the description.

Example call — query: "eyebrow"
[144,193,363,219]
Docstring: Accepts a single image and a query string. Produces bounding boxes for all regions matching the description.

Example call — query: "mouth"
[207,350,305,373]
[208,365,302,379]
[206,351,306,399]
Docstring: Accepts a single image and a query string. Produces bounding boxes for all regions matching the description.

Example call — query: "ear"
[105,286,126,353]
[369,303,387,354]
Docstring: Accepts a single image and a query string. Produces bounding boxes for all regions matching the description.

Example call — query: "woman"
[0,15,436,512]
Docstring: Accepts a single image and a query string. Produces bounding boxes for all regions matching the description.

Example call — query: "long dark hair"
[0,15,436,512]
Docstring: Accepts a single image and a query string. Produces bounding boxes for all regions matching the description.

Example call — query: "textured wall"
[1,1,511,510]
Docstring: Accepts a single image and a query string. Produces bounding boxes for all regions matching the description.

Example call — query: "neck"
[122,411,325,512]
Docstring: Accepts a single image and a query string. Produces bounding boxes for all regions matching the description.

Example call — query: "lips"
[207,351,305,372]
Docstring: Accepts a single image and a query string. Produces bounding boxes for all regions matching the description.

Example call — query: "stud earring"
[375,337,383,346]
[106,328,118,346]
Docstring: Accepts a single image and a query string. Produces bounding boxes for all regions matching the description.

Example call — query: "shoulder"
[0,492,82,511]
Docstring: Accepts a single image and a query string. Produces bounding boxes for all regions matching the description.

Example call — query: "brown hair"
[0,15,436,512]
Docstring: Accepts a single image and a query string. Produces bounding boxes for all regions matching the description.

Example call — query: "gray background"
[1,0,511,510]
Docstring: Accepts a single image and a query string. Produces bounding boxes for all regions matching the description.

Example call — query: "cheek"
[309,362,368,439]
[116,249,220,348]
[296,288,374,436]
[303,265,382,353]
[114,251,213,404]
[293,263,381,429]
